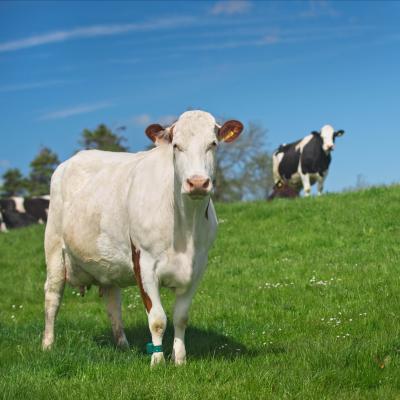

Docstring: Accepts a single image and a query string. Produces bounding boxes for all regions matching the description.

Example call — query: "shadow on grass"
[94,323,273,360]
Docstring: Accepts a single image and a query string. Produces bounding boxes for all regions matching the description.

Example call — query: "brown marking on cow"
[151,320,165,335]
[145,124,173,145]
[268,181,300,201]
[131,240,152,312]
[218,120,244,143]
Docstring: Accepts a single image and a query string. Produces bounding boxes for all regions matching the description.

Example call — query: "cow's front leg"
[103,286,129,349]
[131,245,166,366]
[172,290,195,365]
[317,176,324,196]
[300,173,311,196]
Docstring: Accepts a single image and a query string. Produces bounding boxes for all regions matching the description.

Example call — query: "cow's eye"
[173,143,183,152]
[207,141,218,151]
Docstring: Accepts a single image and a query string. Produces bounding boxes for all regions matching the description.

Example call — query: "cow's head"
[146,110,243,199]
[316,125,345,152]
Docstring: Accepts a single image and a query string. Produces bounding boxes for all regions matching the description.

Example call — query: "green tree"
[79,124,128,152]
[27,147,60,196]
[214,122,273,202]
[1,168,26,196]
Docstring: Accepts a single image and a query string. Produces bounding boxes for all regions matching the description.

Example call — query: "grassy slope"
[0,186,399,399]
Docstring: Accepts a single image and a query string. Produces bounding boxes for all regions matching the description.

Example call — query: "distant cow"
[267,181,300,201]
[0,196,50,224]
[0,209,37,229]
[42,110,244,366]
[272,125,345,196]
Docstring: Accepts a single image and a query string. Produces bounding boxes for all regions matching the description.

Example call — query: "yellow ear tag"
[224,130,235,142]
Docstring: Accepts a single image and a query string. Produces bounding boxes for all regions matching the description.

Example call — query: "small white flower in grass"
[12,305,16,309]
[19,305,23,309]
[263,342,267,346]
[349,319,353,322]
[11,315,15,319]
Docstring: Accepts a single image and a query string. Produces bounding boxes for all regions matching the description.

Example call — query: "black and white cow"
[0,195,50,230]
[272,125,345,196]
[0,196,49,223]
[0,209,37,230]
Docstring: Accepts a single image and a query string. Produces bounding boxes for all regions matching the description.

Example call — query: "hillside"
[1,186,400,399]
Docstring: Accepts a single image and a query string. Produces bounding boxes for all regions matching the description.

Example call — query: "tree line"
[1,122,273,201]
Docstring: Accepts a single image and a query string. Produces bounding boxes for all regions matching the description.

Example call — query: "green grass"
[1,186,400,399]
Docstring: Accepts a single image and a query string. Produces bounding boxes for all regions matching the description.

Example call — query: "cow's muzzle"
[324,144,335,151]
[184,175,212,197]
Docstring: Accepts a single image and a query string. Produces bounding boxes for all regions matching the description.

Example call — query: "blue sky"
[1,0,399,192]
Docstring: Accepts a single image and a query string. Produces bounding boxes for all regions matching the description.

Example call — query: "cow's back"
[46,150,145,277]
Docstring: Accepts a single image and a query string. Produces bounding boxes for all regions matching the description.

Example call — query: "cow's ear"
[311,130,320,136]
[218,120,244,143]
[334,130,345,137]
[145,124,173,144]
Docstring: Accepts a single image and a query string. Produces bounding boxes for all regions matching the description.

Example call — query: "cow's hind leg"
[103,286,129,349]
[317,173,327,196]
[300,173,312,197]
[42,245,65,350]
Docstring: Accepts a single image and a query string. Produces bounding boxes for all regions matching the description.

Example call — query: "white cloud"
[0,16,195,53]
[210,0,252,15]
[131,114,177,127]
[132,114,151,126]
[108,58,140,65]
[0,79,73,93]
[260,33,280,45]
[158,114,177,126]
[300,0,339,18]
[39,102,113,120]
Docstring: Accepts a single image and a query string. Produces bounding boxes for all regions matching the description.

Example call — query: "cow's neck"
[173,181,209,252]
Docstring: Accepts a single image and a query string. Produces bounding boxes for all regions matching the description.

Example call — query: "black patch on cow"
[1,210,36,229]
[24,198,49,222]
[0,199,16,212]
[276,140,301,180]
[300,134,331,176]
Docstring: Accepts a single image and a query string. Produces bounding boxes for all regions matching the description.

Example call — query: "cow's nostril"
[187,179,194,188]
[202,179,210,189]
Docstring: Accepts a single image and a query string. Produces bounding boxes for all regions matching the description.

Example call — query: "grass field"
[1,186,400,399]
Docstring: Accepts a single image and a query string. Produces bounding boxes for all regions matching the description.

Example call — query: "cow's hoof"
[172,348,186,366]
[174,357,187,366]
[151,352,165,367]
[116,337,130,350]
[42,338,53,350]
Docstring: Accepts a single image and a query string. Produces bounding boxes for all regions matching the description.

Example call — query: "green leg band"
[146,342,163,354]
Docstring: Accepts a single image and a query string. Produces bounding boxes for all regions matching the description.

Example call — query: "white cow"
[42,110,243,366]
